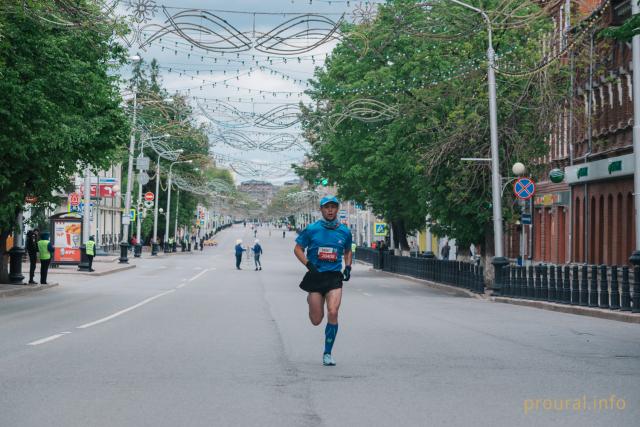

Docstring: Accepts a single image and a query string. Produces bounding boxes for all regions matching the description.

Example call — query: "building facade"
[531,0,635,266]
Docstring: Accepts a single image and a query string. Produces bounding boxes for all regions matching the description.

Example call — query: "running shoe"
[323,353,336,366]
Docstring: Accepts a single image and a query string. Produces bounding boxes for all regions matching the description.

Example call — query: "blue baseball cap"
[320,195,340,207]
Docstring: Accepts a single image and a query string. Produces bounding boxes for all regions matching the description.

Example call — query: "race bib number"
[317,247,338,262]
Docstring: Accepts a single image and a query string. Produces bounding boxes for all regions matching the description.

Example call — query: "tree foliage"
[0,0,129,234]
[300,0,566,251]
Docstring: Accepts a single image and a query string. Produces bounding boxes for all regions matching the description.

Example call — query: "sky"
[113,0,382,185]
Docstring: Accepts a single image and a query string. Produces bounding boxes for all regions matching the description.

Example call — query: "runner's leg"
[325,288,342,324]
[324,288,342,356]
[307,292,325,325]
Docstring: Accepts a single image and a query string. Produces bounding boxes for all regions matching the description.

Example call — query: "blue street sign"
[521,213,532,225]
[514,177,536,200]
[374,222,387,236]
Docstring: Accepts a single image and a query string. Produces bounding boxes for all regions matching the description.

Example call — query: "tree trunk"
[390,220,410,252]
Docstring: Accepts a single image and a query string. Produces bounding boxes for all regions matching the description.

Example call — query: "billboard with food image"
[50,213,83,264]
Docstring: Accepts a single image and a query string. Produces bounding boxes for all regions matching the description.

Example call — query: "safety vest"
[38,240,51,260]
[351,243,357,253]
[86,240,95,256]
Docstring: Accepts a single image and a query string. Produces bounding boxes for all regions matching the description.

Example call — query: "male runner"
[294,195,352,366]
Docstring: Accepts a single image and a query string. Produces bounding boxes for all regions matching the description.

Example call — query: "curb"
[0,283,59,299]
[91,264,136,276]
[492,297,640,324]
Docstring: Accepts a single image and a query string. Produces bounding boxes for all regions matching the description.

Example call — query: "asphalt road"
[1,224,638,427]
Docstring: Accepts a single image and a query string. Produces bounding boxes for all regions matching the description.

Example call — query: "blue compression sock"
[324,323,338,355]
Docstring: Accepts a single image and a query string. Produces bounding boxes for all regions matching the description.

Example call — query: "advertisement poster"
[53,220,82,263]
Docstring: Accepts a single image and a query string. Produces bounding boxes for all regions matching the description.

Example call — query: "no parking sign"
[514,178,536,200]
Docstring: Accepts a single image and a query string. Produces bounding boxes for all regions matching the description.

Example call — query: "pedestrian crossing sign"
[374,222,387,236]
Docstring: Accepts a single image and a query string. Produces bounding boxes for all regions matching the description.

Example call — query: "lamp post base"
[8,246,25,284]
[491,256,509,296]
[119,242,129,264]
[151,242,158,256]
[134,244,142,258]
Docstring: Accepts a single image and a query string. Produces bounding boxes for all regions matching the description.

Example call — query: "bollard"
[620,266,631,311]
[579,265,589,306]
[541,265,548,301]
[548,265,556,302]
[151,242,159,256]
[119,241,129,264]
[599,265,609,309]
[477,266,485,294]
[610,266,620,310]
[571,265,580,305]
[134,243,142,258]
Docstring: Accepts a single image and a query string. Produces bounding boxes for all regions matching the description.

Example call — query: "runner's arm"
[294,244,308,266]
[343,248,353,267]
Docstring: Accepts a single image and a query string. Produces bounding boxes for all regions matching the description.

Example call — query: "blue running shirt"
[296,221,353,272]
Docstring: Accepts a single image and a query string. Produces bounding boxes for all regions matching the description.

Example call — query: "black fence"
[501,264,640,313]
[356,247,484,294]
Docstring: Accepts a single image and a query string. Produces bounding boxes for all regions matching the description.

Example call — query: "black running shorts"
[299,271,343,296]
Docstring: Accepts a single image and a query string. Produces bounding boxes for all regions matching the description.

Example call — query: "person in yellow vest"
[86,236,96,272]
[37,232,54,285]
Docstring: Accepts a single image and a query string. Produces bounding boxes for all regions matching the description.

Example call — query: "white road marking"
[28,333,68,346]
[188,269,209,282]
[176,283,186,289]
[363,292,372,297]
[76,290,176,329]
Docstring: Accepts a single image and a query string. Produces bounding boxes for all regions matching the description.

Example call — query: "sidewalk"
[0,256,138,299]
[366,264,640,324]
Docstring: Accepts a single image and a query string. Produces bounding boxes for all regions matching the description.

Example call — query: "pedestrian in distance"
[254,228,257,238]
[441,240,451,260]
[282,230,286,239]
[200,236,204,251]
[235,239,246,270]
[26,228,39,284]
[294,195,353,367]
[253,239,263,271]
[86,236,96,272]
[37,231,54,285]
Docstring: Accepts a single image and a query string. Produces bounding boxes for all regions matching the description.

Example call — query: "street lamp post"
[164,159,192,252]
[119,55,141,264]
[78,167,92,271]
[151,148,182,255]
[174,188,180,248]
[446,0,506,292]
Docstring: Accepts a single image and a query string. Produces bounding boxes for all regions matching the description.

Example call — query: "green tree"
[300,0,564,253]
[0,0,130,280]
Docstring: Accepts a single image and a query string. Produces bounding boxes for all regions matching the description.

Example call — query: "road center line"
[76,290,176,329]
[28,333,68,346]
[363,292,372,297]
[188,268,209,282]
